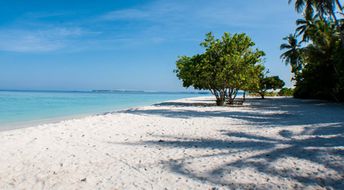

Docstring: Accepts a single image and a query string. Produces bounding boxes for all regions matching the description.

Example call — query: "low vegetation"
[278,87,294,96]
[254,74,285,99]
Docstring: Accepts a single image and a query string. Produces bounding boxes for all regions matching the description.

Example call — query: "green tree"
[219,33,265,102]
[280,34,303,79]
[289,0,315,17]
[282,0,344,101]
[288,0,344,46]
[294,19,343,100]
[296,14,318,42]
[241,64,265,101]
[278,88,294,96]
[288,0,343,19]
[256,75,285,99]
[175,32,265,106]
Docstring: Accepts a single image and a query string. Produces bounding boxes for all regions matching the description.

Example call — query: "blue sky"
[0,0,298,91]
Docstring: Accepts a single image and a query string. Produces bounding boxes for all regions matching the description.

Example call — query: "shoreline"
[0,96,343,189]
[0,96,207,132]
[0,95,337,134]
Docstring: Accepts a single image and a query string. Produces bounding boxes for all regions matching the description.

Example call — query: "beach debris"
[80,178,87,182]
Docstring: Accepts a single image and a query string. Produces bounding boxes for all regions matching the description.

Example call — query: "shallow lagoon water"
[0,91,201,129]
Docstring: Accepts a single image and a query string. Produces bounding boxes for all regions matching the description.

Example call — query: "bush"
[278,88,294,96]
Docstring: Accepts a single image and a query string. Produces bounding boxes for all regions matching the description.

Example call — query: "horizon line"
[0,89,210,94]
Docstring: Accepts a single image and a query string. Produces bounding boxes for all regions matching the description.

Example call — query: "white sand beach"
[0,97,343,189]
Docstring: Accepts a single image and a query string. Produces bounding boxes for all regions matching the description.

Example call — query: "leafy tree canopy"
[175,32,265,105]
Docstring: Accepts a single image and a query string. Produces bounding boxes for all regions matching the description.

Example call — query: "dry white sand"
[0,97,343,190]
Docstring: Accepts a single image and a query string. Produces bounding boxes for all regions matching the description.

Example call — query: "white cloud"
[0,27,86,52]
[101,9,150,20]
[0,0,297,53]
[98,1,186,23]
[98,0,291,28]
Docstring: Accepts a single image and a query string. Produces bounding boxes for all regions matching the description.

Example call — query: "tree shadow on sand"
[123,98,344,126]
[121,125,344,189]
[118,98,344,189]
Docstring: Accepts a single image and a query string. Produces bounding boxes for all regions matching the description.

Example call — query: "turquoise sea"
[0,90,203,130]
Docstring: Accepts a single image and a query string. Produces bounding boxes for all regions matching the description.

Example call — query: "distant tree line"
[281,0,344,101]
[175,32,285,106]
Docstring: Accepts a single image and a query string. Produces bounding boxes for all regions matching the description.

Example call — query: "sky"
[0,0,299,91]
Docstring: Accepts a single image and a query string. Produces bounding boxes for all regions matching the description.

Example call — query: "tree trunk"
[335,0,343,13]
[233,89,238,100]
[227,89,236,105]
[211,89,226,106]
[216,95,226,106]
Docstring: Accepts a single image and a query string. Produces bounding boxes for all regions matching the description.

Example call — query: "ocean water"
[0,91,202,129]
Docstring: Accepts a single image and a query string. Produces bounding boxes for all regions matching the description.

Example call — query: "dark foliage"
[284,0,344,101]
